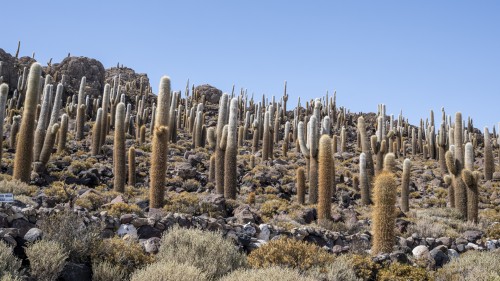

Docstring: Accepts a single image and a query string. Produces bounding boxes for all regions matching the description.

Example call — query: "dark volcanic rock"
[49,56,105,100]
[194,84,222,104]
[0,48,20,91]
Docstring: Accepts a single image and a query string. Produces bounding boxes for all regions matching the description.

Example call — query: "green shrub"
[163,192,200,215]
[130,261,207,281]
[39,210,100,262]
[157,226,246,280]
[435,251,500,281]
[91,237,153,276]
[247,237,334,272]
[91,261,127,281]
[25,240,68,281]
[0,241,21,278]
[221,267,316,281]
[377,263,433,281]
[349,254,380,280]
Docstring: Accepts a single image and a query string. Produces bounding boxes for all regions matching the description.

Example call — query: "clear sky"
[2,1,499,130]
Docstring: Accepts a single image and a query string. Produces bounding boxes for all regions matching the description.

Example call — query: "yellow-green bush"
[260,198,289,221]
[377,263,434,281]
[107,202,143,217]
[349,254,380,280]
[25,240,68,281]
[91,237,153,275]
[157,226,246,280]
[0,179,38,196]
[221,267,316,281]
[163,192,200,215]
[44,182,75,203]
[0,241,21,278]
[75,192,104,210]
[130,261,207,281]
[247,237,334,272]
[435,251,500,281]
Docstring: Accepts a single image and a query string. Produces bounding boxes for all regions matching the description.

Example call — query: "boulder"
[194,84,222,104]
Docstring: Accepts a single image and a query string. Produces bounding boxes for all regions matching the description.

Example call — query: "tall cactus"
[318,135,334,222]
[150,76,171,208]
[91,110,103,156]
[215,93,229,194]
[357,116,375,177]
[100,84,110,148]
[462,142,478,223]
[10,116,21,149]
[128,146,136,186]
[224,98,238,199]
[0,84,8,162]
[437,123,448,175]
[262,111,270,160]
[57,114,69,154]
[13,63,42,183]
[114,103,126,193]
[484,127,494,181]
[209,155,215,182]
[33,84,51,161]
[296,167,305,204]
[76,77,86,140]
[371,135,387,174]
[37,124,60,171]
[401,158,411,212]
[371,169,397,255]
[445,149,467,219]
[307,116,319,204]
[359,153,370,205]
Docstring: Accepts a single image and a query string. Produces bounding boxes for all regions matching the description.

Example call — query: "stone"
[295,208,317,224]
[137,225,162,239]
[120,214,135,224]
[486,240,497,250]
[242,223,257,236]
[258,224,271,241]
[465,242,481,250]
[390,251,409,264]
[233,205,256,224]
[463,230,483,242]
[60,262,92,281]
[117,224,138,239]
[11,219,35,237]
[23,228,42,242]
[456,244,466,253]
[447,249,459,259]
[143,237,161,254]
[412,245,430,259]
[436,237,452,247]
[430,247,450,267]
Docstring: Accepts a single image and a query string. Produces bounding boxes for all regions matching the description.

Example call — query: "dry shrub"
[25,240,68,281]
[435,251,500,281]
[247,237,334,272]
[91,261,127,281]
[0,273,22,281]
[38,210,100,262]
[0,241,21,278]
[0,179,38,196]
[107,202,143,217]
[157,226,246,280]
[91,237,153,276]
[377,263,433,281]
[163,192,200,215]
[307,254,362,281]
[221,267,315,281]
[130,261,207,281]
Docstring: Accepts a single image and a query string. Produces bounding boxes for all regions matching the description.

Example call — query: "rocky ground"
[0,48,500,280]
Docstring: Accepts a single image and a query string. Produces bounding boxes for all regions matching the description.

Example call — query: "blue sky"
[2,1,499,130]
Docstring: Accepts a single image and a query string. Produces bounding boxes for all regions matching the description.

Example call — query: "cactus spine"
[13,63,42,183]
[318,135,334,222]
[128,146,136,186]
[224,98,238,199]
[150,76,171,208]
[401,158,411,212]
[484,127,494,181]
[371,170,397,255]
